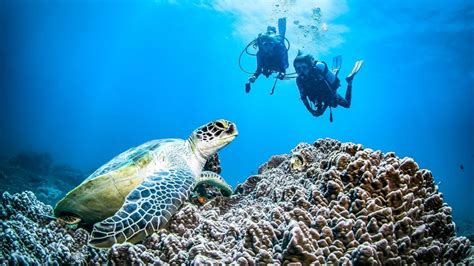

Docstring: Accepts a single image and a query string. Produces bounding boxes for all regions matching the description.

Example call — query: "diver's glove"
[248,75,257,83]
[312,108,324,117]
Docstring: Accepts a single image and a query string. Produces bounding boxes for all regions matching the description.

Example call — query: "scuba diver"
[241,18,290,94]
[293,51,363,122]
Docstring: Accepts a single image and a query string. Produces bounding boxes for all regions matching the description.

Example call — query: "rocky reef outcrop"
[1,139,473,264]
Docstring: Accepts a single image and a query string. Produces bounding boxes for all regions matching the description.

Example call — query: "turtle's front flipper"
[89,168,195,248]
[195,170,233,197]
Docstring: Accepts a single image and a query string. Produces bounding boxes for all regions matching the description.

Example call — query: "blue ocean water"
[1,0,472,226]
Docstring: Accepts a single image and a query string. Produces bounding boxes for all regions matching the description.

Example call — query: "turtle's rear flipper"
[346,60,364,84]
[196,171,233,197]
[190,171,232,206]
[89,168,195,248]
[59,215,81,224]
[54,214,81,229]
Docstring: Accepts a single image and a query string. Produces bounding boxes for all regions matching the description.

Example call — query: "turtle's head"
[189,119,238,160]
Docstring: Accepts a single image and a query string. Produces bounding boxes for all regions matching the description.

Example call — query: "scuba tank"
[314,61,340,90]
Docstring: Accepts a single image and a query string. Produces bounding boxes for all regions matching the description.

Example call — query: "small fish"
[290,154,304,171]
[460,164,464,171]
[197,196,206,205]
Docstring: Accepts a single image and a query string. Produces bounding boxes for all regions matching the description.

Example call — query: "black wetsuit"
[296,63,352,116]
[253,38,289,78]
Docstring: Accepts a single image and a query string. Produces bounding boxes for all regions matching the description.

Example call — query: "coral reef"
[0,152,85,205]
[0,191,107,264]
[203,153,221,174]
[457,218,474,243]
[8,152,53,176]
[1,139,473,264]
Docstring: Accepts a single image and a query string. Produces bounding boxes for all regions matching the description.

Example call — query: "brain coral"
[1,138,472,264]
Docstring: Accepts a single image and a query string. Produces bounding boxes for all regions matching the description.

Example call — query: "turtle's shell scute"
[86,139,169,182]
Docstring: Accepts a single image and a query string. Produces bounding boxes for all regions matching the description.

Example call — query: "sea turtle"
[54,119,238,248]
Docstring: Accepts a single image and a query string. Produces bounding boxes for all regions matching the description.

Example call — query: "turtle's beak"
[226,123,238,137]
[219,122,238,146]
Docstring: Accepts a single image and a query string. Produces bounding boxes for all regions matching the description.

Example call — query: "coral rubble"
[1,139,472,264]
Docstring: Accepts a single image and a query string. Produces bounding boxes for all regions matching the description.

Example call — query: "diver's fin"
[332,55,342,76]
[278,17,287,39]
[346,60,364,83]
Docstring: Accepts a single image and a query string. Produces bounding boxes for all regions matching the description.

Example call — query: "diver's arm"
[301,97,316,115]
[297,80,316,114]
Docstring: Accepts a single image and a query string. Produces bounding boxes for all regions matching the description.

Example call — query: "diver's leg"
[337,84,352,108]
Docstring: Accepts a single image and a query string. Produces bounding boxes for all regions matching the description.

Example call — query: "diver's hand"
[248,75,257,83]
[312,109,324,117]
[277,73,285,80]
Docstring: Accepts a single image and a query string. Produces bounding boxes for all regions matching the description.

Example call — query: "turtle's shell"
[54,139,177,224]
